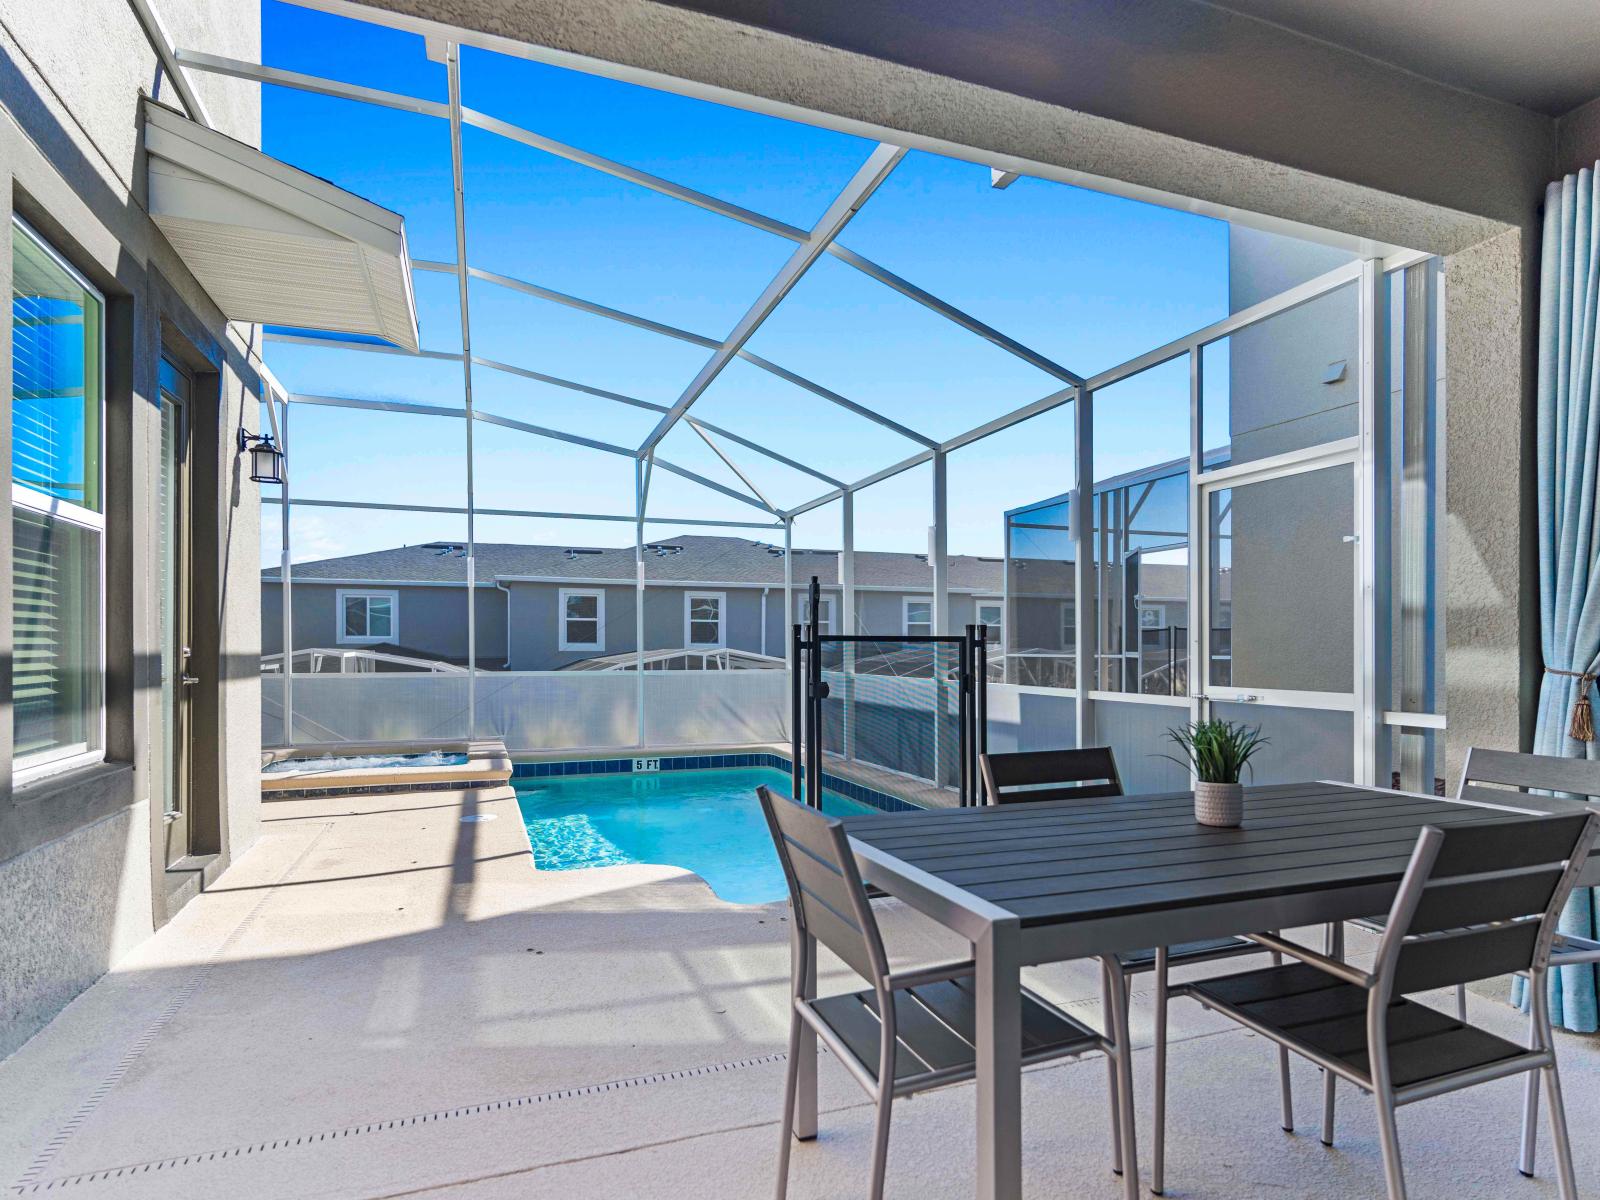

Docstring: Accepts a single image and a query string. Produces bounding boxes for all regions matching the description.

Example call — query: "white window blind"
[11,218,105,777]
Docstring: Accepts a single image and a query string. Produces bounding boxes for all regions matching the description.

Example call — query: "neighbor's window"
[11,218,105,778]
[977,599,1003,645]
[799,594,835,633]
[559,588,604,651]
[337,589,397,644]
[685,592,725,647]
[903,597,932,637]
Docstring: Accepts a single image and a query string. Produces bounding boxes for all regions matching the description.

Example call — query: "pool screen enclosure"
[163,1,1448,796]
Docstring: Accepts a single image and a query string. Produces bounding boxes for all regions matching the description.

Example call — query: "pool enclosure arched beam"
[175,50,1084,421]
[411,260,928,455]
[637,142,907,456]
[286,390,780,515]
[266,332,844,490]
[262,495,782,530]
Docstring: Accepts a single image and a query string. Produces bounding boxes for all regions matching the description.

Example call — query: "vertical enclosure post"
[1187,349,1205,759]
[1074,385,1095,748]
[1356,257,1384,787]
[273,394,293,742]
[932,449,950,633]
[840,490,856,763]
[445,43,478,738]
[635,458,648,748]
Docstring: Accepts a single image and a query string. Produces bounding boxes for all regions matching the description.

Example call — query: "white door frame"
[1190,405,1370,783]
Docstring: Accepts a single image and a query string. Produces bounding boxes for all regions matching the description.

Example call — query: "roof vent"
[646,544,683,557]
[565,548,604,559]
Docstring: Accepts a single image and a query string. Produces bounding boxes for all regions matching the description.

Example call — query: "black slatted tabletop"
[842,781,1534,929]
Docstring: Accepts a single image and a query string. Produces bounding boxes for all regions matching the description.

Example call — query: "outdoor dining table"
[812,779,1584,1200]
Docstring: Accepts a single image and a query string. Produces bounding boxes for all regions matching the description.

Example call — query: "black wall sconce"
[239,430,285,484]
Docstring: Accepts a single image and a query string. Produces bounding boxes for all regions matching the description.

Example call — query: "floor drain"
[12,1051,792,1193]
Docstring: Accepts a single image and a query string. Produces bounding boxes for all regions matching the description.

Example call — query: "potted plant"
[1163,719,1268,827]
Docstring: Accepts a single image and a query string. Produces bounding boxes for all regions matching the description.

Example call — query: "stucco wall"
[0,791,149,1058]
[1557,95,1600,179]
[0,0,262,1058]
[1442,228,1531,785]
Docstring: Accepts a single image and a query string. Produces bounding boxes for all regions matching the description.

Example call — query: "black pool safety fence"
[791,577,990,808]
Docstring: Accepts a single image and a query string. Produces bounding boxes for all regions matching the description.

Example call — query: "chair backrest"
[1373,812,1599,999]
[1458,748,1600,886]
[1459,747,1600,809]
[756,786,888,985]
[980,747,1123,805]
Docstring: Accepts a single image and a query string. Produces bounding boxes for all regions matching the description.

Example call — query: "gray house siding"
[263,581,508,668]
[262,536,1007,671]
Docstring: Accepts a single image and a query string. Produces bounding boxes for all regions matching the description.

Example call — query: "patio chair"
[1158,810,1599,1200]
[757,785,1129,1200]
[981,746,1124,803]
[1331,747,1600,1174]
[979,747,1296,1188]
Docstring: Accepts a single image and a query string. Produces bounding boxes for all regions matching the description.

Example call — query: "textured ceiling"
[1204,0,1600,116]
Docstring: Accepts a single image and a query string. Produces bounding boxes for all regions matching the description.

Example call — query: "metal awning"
[142,98,419,351]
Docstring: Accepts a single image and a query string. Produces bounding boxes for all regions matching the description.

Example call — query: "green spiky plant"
[1162,719,1268,784]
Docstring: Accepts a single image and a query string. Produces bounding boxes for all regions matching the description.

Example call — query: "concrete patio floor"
[1,785,1596,1199]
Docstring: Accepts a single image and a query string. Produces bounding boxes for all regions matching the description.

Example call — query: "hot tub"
[261,739,513,796]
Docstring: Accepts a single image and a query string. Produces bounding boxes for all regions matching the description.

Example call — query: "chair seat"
[811,978,1101,1090]
[1188,962,1526,1090]
[1117,936,1260,971]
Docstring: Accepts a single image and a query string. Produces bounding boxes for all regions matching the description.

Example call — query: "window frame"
[11,216,107,786]
[799,593,835,634]
[975,597,1004,644]
[684,590,727,649]
[902,595,933,637]
[335,588,399,645]
[558,587,605,652]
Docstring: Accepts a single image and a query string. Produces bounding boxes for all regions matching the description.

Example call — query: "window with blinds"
[11,218,104,777]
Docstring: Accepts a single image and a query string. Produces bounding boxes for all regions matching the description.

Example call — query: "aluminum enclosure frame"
[174,13,1446,779]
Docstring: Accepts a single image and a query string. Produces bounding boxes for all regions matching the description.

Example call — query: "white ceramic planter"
[1194,780,1244,827]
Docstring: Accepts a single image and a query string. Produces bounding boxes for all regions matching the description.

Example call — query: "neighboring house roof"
[262,533,1008,592]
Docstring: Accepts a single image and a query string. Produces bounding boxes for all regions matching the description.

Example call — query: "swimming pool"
[514,767,875,904]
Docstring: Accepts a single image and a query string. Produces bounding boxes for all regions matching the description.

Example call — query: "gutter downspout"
[761,587,770,657]
[494,579,513,668]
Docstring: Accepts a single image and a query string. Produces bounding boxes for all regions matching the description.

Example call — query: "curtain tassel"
[1546,665,1598,742]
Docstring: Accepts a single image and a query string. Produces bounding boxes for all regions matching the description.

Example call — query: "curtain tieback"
[1546,665,1598,741]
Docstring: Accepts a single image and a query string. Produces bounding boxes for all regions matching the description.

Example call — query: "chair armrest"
[1250,931,1375,988]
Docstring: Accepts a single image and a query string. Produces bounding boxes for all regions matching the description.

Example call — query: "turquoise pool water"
[514,767,873,904]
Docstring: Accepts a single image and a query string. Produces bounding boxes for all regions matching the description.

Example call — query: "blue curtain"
[1518,164,1600,1032]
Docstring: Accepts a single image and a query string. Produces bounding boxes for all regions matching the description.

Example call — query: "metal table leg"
[975,919,1023,1200]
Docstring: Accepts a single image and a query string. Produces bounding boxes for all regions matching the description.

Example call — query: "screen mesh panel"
[816,637,962,789]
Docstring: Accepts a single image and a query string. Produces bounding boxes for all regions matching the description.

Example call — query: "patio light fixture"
[238,430,284,484]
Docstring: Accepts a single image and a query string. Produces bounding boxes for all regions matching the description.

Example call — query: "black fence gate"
[791,577,988,807]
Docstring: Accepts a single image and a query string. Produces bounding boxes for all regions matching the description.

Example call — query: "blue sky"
[259,0,1231,566]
